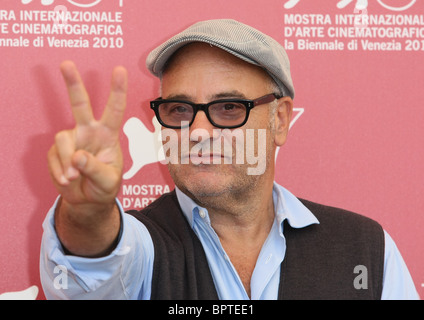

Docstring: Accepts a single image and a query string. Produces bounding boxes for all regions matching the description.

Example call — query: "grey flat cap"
[146,19,295,99]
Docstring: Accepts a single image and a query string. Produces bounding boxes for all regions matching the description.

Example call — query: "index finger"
[100,66,128,133]
[60,60,95,125]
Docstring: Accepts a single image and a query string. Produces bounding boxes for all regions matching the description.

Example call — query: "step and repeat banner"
[0,0,423,299]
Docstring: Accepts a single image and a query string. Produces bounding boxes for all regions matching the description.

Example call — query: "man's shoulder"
[125,190,186,235]
[282,198,386,300]
[298,198,383,232]
[141,191,179,215]
[293,198,385,256]
[127,191,178,218]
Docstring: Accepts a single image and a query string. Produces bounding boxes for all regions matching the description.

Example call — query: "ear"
[273,97,293,147]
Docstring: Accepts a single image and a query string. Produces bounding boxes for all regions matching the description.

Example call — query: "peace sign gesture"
[47,61,128,256]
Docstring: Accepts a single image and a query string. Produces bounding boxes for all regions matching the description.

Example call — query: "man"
[40,19,419,299]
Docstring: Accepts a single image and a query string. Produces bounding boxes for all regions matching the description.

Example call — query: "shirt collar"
[175,182,319,230]
[271,182,319,236]
[175,186,198,228]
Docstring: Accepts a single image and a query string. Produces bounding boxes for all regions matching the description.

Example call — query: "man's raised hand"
[47,61,128,256]
[48,61,128,206]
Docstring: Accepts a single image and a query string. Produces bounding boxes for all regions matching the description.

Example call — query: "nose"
[190,110,214,130]
[189,110,218,142]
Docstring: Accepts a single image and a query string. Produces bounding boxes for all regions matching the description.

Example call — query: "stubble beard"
[168,124,276,210]
[167,101,277,210]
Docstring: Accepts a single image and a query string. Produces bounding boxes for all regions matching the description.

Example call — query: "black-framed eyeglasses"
[150,93,282,129]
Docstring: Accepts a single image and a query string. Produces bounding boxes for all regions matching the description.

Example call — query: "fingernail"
[59,175,70,185]
[66,167,79,179]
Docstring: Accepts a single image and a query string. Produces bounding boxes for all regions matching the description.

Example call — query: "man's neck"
[204,181,275,298]
[208,190,275,244]
[188,174,276,242]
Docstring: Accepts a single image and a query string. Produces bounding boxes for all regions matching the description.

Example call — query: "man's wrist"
[54,197,121,257]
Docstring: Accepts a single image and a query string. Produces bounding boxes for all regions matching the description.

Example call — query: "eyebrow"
[164,90,248,102]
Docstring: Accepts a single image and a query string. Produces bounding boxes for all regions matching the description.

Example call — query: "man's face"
[160,43,290,203]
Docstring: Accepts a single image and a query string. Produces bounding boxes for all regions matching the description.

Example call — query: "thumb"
[72,150,121,194]
[74,150,88,171]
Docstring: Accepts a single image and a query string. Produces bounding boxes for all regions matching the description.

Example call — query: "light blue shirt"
[40,182,419,300]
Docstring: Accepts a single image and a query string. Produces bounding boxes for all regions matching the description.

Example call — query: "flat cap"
[146,19,295,99]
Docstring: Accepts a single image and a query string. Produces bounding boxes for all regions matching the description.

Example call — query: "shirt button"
[199,209,206,219]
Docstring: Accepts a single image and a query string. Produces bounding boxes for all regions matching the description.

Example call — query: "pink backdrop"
[1,0,423,299]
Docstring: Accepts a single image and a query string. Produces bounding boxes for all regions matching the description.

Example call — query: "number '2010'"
[93,37,124,49]
[405,40,424,51]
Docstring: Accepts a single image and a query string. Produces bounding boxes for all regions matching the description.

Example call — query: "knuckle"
[47,147,58,167]
[54,130,68,144]
[47,145,56,158]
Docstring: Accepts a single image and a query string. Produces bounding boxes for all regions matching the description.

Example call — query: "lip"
[181,153,232,164]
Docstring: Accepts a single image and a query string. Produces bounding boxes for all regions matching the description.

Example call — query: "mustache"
[178,138,236,164]
[161,127,267,173]
[188,136,236,152]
